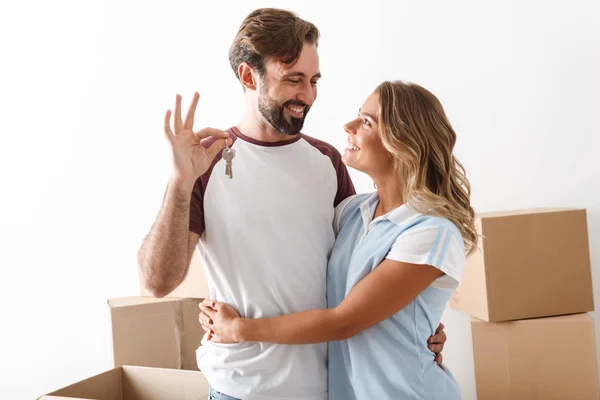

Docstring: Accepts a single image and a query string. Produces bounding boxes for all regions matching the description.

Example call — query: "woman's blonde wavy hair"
[375,80,477,255]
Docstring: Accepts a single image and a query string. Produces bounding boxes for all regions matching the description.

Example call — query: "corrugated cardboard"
[471,313,600,400]
[38,365,209,400]
[450,208,594,322]
[108,297,204,371]
[139,250,209,298]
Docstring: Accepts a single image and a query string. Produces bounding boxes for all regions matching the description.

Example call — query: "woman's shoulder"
[391,209,466,254]
[333,193,374,235]
[398,209,462,237]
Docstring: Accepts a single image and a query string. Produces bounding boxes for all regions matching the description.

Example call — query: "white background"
[1,1,599,399]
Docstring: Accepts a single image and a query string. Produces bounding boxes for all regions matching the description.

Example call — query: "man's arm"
[138,92,228,297]
[138,178,200,298]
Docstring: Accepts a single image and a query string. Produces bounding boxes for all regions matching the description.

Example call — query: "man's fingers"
[164,110,174,140]
[206,138,228,159]
[436,322,445,333]
[195,128,230,140]
[184,92,200,131]
[174,94,183,133]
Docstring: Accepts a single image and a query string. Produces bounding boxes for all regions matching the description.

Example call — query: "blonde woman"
[200,80,477,399]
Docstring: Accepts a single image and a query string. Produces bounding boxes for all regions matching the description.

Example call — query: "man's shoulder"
[300,133,342,158]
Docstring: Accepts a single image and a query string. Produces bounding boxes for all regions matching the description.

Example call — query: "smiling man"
[138,8,446,400]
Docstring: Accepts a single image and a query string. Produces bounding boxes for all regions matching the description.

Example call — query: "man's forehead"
[270,61,321,79]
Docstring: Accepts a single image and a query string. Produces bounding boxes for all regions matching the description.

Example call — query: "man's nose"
[297,82,315,105]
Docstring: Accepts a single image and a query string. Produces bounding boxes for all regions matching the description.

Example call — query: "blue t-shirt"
[327,192,466,400]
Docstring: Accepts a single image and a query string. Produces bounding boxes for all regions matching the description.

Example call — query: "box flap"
[39,366,210,400]
[39,367,123,400]
[122,366,209,400]
[109,297,204,371]
[180,299,205,370]
[110,298,183,369]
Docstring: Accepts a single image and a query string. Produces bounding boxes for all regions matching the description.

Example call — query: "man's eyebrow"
[282,72,322,79]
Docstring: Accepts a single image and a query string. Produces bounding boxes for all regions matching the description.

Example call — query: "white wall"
[1,1,599,399]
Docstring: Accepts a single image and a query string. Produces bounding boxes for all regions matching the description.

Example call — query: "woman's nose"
[344,119,357,135]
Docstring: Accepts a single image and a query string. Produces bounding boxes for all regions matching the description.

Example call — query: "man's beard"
[258,84,310,136]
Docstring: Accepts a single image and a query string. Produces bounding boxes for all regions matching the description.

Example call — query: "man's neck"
[237,115,298,143]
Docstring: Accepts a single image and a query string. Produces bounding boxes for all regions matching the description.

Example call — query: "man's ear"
[238,62,258,91]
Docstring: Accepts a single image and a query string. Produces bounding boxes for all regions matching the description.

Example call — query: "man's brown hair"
[229,8,320,79]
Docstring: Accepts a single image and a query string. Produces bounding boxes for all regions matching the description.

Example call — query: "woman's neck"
[373,174,404,218]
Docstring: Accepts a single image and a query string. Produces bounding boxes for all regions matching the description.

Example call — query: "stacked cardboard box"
[450,208,599,399]
[39,251,212,398]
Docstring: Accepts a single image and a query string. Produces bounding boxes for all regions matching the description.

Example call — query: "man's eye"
[288,79,300,84]
[311,81,318,86]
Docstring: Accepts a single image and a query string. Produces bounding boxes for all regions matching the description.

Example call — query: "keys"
[222,141,235,179]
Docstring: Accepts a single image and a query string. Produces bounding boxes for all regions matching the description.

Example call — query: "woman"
[200,80,477,399]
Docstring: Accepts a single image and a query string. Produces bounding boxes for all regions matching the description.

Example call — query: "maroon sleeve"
[301,134,356,207]
[189,178,207,236]
[188,128,238,235]
[332,153,356,206]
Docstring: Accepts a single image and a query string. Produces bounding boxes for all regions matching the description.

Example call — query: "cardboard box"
[450,208,594,322]
[471,313,599,400]
[139,250,209,299]
[108,297,204,371]
[38,365,209,400]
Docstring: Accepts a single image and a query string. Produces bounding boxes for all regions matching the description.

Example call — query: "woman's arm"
[200,259,443,344]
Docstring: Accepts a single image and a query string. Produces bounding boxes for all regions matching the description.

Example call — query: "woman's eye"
[363,119,371,126]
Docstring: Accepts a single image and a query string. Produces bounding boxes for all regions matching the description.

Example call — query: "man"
[138,8,446,400]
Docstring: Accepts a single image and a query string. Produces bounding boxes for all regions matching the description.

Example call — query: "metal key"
[222,143,235,179]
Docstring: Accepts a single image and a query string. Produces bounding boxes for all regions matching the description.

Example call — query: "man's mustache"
[283,100,309,109]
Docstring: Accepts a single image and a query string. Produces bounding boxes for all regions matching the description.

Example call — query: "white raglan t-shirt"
[189,126,355,400]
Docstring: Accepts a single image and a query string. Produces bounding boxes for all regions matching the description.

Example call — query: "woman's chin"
[342,151,360,170]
